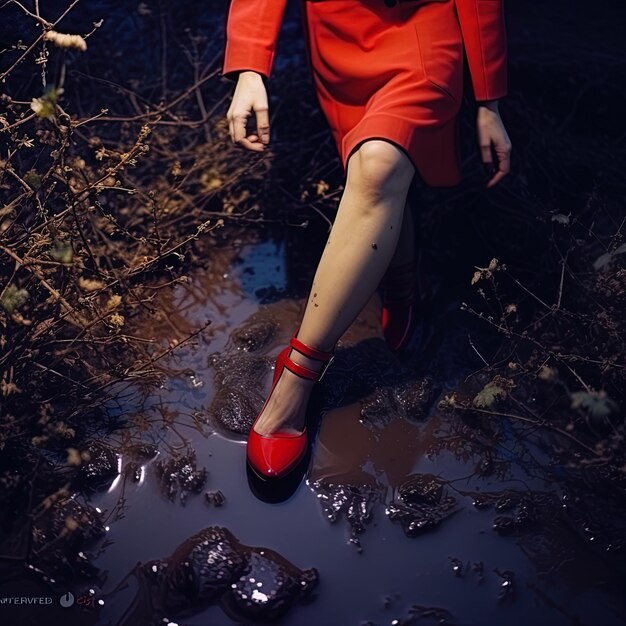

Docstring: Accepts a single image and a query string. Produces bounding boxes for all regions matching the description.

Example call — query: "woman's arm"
[455,2,511,187]
[476,102,512,188]
[221,0,289,82]
[454,0,508,102]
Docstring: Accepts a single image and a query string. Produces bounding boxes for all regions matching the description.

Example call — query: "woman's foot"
[247,329,335,479]
[252,348,326,436]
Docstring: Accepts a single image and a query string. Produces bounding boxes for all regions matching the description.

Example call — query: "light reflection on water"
[84,224,625,626]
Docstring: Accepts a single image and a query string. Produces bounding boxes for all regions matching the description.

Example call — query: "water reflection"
[2,224,624,626]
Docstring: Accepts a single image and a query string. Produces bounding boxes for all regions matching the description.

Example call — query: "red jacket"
[221,0,508,102]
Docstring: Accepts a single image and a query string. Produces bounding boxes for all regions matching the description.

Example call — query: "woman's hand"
[226,71,270,152]
[476,101,512,188]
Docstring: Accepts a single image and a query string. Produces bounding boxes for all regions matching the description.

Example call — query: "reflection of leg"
[253,140,416,435]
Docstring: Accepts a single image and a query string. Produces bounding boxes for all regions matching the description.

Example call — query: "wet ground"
[2,0,626,623]
[2,222,625,626]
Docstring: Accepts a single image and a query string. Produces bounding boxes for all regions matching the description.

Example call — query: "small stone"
[205,490,226,507]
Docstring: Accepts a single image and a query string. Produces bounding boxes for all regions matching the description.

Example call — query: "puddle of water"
[8,223,623,626]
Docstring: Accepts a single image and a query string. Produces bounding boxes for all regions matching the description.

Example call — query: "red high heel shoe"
[379,249,432,352]
[247,326,335,480]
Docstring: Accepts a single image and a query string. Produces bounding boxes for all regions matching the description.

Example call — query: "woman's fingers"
[228,112,267,151]
[486,142,512,188]
[231,111,264,152]
[226,73,270,153]
[480,142,495,172]
[226,101,234,142]
[479,134,511,188]
[477,105,512,188]
[486,168,507,188]
[232,112,248,143]
[255,107,270,145]
[239,136,265,152]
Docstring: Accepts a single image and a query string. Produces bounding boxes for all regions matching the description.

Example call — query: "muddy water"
[24,223,625,626]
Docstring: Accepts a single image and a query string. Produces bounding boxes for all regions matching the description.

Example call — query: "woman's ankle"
[287,351,323,377]
[253,372,312,434]
[287,339,334,377]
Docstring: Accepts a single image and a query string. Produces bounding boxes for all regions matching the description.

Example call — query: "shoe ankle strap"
[290,327,335,362]
[284,352,336,382]
[284,327,335,383]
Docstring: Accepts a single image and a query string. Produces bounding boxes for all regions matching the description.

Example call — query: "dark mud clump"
[491,491,539,535]
[30,493,106,582]
[469,488,543,535]
[154,448,208,504]
[121,443,160,483]
[205,490,226,506]
[359,376,440,430]
[308,478,385,551]
[76,440,119,489]
[386,473,459,536]
[389,604,456,625]
[228,308,280,352]
[208,308,284,434]
[117,526,318,624]
[208,352,273,434]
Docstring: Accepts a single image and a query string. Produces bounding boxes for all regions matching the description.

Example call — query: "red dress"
[221,0,508,187]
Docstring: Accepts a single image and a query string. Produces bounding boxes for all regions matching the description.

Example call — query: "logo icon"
[59,592,75,608]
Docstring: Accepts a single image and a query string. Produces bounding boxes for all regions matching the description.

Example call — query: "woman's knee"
[347,140,415,200]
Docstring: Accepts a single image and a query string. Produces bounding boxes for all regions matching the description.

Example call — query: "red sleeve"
[454,0,508,101]
[221,0,289,82]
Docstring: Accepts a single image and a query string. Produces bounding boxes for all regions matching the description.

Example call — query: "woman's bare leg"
[383,196,417,300]
[390,196,415,266]
[253,140,416,435]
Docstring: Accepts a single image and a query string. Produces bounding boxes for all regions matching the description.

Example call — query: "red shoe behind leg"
[379,249,432,352]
